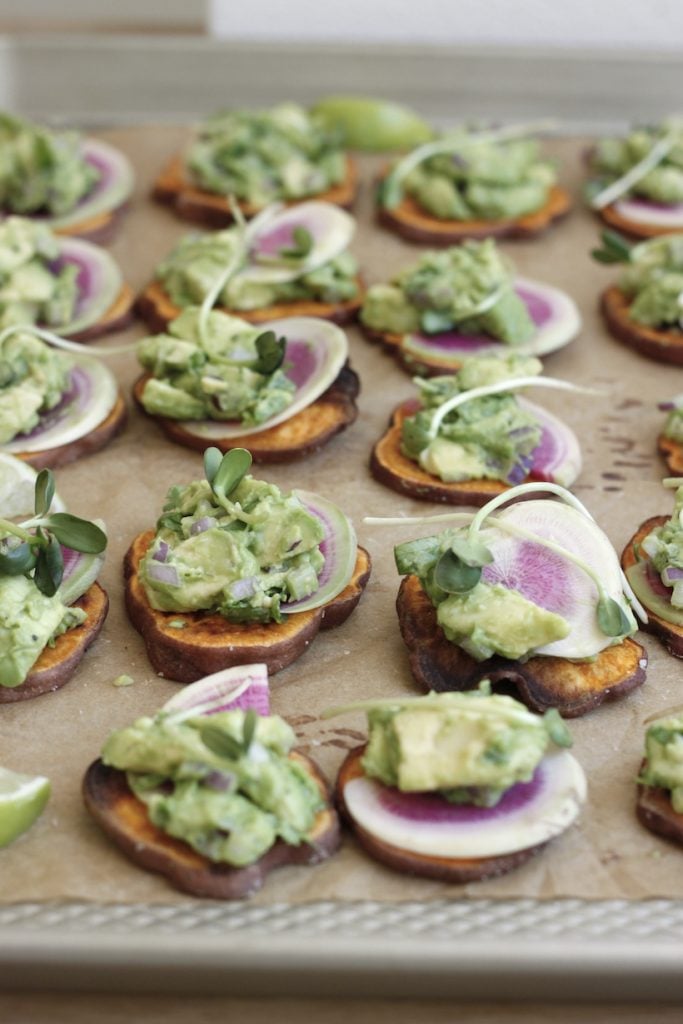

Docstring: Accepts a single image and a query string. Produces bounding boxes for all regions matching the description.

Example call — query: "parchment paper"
[2,127,680,905]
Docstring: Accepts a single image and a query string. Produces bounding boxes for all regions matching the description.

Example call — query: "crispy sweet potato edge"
[621,515,683,658]
[601,286,683,365]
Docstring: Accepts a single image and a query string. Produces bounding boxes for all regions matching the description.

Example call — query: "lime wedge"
[0,453,65,518]
[0,766,51,848]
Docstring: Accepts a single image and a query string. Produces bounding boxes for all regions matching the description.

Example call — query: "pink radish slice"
[52,236,123,336]
[402,277,581,368]
[39,139,134,232]
[240,202,355,285]
[162,663,270,716]
[480,499,629,659]
[172,317,348,440]
[519,398,582,488]
[4,356,118,454]
[613,197,683,228]
[343,749,585,859]
[283,489,357,614]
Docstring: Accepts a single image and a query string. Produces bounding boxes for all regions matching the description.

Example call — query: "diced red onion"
[658,401,676,411]
[204,770,237,792]
[152,541,169,563]
[229,576,258,601]
[663,566,683,585]
[190,516,217,536]
[147,562,180,587]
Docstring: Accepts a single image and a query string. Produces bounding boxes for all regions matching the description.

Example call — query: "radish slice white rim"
[613,197,683,228]
[3,354,118,454]
[343,749,585,859]
[283,488,357,614]
[234,201,355,286]
[162,663,270,720]
[517,398,582,488]
[53,236,123,336]
[171,317,348,440]
[0,453,65,516]
[401,278,581,366]
[38,139,134,231]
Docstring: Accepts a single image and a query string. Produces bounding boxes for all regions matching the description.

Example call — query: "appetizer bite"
[360,240,580,376]
[133,308,358,462]
[377,123,570,245]
[636,711,683,847]
[0,217,133,341]
[587,119,683,238]
[0,467,108,702]
[153,103,356,227]
[622,478,683,658]
[595,232,683,364]
[370,482,647,716]
[124,448,371,682]
[332,687,586,882]
[371,355,583,505]
[0,325,127,469]
[137,201,362,332]
[83,665,340,898]
[0,113,133,243]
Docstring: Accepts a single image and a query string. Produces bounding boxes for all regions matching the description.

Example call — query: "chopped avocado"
[141,472,324,624]
[360,240,534,344]
[588,120,683,205]
[137,308,295,426]
[361,689,569,805]
[0,329,72,443]
[102,710,324,867]
[187,103,346,208]
[640,483,683,608]
[640,714,683,813]
[0,218,80,331]
[0,575,78,688]
[0,113,99,216]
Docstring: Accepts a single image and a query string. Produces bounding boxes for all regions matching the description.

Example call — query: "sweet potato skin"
[658,435,683,476]
[14,390,128,471]
[83,750,340,899]
[376,181,571,245]
[336,745,545,882]
[396,575,647,717]
[132,367,359,463]
[637,770,683,848]
[0,582,109,703]
[601,285,683,365]
[124,530,371,683]
[621,515,683,658]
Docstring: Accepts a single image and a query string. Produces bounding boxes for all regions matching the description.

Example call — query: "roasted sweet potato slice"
[372,400,513,506]
[153,155,358,227]
[376,181,571,246]
[336,745,544,882]
[601,286,683,365]
[637,769,683,847]
[396,575,647,717]
[621,515,683,658]
[132,367,359,463]
[598,203,675,240]
[136,279,364,334]
[658,435,683,475]
[124,530,371,683]
[71,283,135,342]
[83,751,340,898]
[0,582,109,703]
[15,390,127,471]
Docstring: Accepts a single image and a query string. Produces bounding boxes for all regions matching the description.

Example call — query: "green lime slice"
[0,766,51,848]
[311,96,434,151]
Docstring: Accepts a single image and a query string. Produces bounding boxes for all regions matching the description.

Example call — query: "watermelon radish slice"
[612,197,683,229]
[342,749,585,859]
[3,355,118,455]
[519,398,582,488]
[402,277,581,369]
[283,489,358,614]
[37,139,134,233]
[171,317,348,441]
[625,559,683,627]
[237,201,355,286]
[162,663,270,719]
[53,236,123,336]
[480,499,632,659]
[58,539,106,607]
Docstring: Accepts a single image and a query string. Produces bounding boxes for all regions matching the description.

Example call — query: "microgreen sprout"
[591,230,634,265]
[590,131,677,210]
[204,446,252,505]
[0,322,136,356]
[198,709,258,760]
[0,468,106,597]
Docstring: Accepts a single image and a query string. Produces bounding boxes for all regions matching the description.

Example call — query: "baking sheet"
[1,126,682,915]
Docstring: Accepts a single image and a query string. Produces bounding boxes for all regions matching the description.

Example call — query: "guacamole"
[401,355,543,484]
[640,714,683,812]
[0,329,71,443]
[360,240,534,343]
[0,217,79,330]
[362,688,571,806]
[137,309,296,425]
[384,128,556,221]
[141,471,325,623]
[0,113,99,216]
[187,103,346,208]
[587,120,683,206]
[640,482,683,608]
[102,709,324,866]
[613,236,683,329]
[156,227,359,312]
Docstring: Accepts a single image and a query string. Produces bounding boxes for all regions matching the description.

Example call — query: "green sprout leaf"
[279,226,313,259]
[242,709,258,753]
[596,595,632,637]
[379,174,403,210]
[199,722,244,761]
[34,469,55,517]
[591,229,633,265]
[33,534,64,597]
[43,513,107,554]
[212,447,252,502]
[203,447,223,485]
[400,416,432,459]
[0,541,37,576]
[252,331,286,375]
[543,708,573,748]
[449,534,494,568]
[434,549,482,594]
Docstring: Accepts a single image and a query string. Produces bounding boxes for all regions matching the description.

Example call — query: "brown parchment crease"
[1,128,679,906]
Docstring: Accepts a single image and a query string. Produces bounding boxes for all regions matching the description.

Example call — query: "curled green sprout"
[0,322,136,356]
[590,130,678,210]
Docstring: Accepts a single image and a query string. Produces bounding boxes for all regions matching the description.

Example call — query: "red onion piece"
[152,541,170,563]
[190,516,217,536]
[147,562,180,587]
